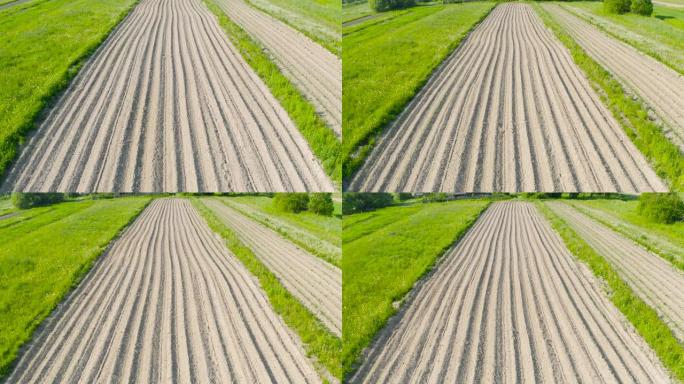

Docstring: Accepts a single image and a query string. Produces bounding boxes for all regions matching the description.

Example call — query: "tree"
[273,193,309,213]
[308,193,334,216]
[637,193,683,224]
[605,0,631,14]
[11,193,65,209]
[631,0,653,15]
[369,0,416,12]
[342,193,393,214]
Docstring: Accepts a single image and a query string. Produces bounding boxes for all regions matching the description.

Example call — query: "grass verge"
[0,0,139,181]
[538,202,684,382]
[342,2,496,180]
[203,0,341,183]
[191,197,341,380]
[342,200,490,376]
[0,196,151,379]
[535,3,684,191]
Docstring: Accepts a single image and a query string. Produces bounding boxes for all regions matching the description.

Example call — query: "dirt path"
[0,0,35,11]
[348,3,666,193]
[544,4,684,152]
[351,201,670,383]
[547,201,684,343]
[0,0,332,193]
[215,0,342,137]
[6,199,321,383]
[203,198,341,337]
[654,1,684,8]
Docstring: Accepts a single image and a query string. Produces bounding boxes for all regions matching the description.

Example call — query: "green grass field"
[244,0,341,55]
[538,202,684,382]
[562,2,684,74]
[536,3,684,190]
[342,2,495,179]
[0,0,138,181]
[192,198,341,379]
[0,197,150,378]
[342,1,374,23]
[204,0,342,182]
[342,199,490,376]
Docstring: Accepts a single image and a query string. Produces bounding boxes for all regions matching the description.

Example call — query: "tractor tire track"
[547,201,684,343]
[544,3,684,152]
[351,201,671,383]
[215,0,342,137]
[1,0,333,193]
[6,199,321,383]
[348,3,666,193]
[202,198,341,337]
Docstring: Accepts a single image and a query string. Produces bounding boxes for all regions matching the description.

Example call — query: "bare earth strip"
[547,201,684,343]
[220,198,341,263]
[6,199,321,383]
[348,3,665,193]
[203,198,342,337]
[351,202,671,383]
[543,4,684,152]
[0,0,333,193]
[215,0,342,137]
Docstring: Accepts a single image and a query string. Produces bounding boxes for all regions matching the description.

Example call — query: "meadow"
[342,1,495,179]
[342,199,490,375]
[0,0,138,181]
[0,196,150,378]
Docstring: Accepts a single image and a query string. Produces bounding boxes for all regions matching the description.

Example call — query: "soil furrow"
[348,3,666,193]
[0,0,332,193]
[547,201,684,343]
[215,0,341,137]
[350,201,671,383]
[6,199,321,383]
[202,198,341,337]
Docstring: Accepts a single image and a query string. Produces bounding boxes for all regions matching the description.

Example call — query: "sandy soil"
[216,0,342,137]
[5,199,321,383]
[351,201,671,383]
[348,3,666,193]
[203,198,341,337]
[220,198,341,263]
[544,4,684,152]
[0,0,333,193]
[548,201,684,342]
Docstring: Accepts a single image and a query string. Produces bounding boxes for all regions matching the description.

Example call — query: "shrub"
[273,193,310,213]
[11,193,65,209]
[394,193,413,201]
[369,0,415,12]
[308,193,334,216]
[342,193,393,214]
[630,0,653,15]
[605,0,631,14]
[637,193,684,224]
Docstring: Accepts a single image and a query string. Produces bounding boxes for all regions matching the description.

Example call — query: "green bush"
[630,0,653,15]
[342,193,394,214]
[394,193,413,201]
[308,193,334,216]
[11,193,65,209]
[605,0,631,14]
[273,193,310,213]
[637,193,684,224]
[369,0,415,12]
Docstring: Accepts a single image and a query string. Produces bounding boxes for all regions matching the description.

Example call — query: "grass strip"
[0,197,151,379]
[203,0,341,183]
[534,3,684,190]
[342,2,496,180]
[0,0,140,181]
[216,198,340,267]
[537,202,684,382]
[342,200,490,377]
[566,201,684,272]
[191,198,341,380]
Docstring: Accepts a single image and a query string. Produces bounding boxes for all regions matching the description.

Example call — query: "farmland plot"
[215,0,342,136]
[5,199,320,383]
[543,4,684,152]
[203,198,342,337]
[348,3,666,193]
[547,201,684,342]
[1,0,332,193]
[351,202,671,383]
